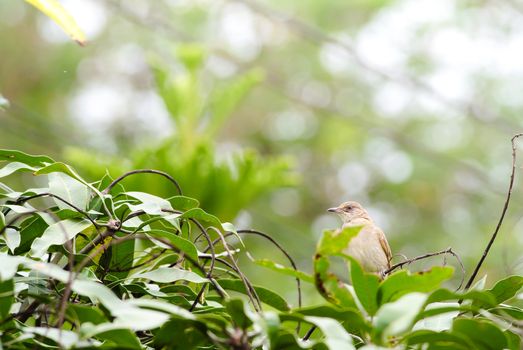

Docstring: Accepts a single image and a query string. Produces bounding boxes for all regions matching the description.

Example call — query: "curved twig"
[463,133,523,291]
[75,233,226,298]
[384,247,465,289]
[237,229,302,309]
[208,226,262,312]
[102,169,182,195]
[187,218,219,311]
[14,192,100,229]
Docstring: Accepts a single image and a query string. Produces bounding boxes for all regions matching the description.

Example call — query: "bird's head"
[327,201,370,224]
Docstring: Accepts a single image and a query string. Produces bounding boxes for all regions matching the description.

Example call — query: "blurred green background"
[1,0,523,305]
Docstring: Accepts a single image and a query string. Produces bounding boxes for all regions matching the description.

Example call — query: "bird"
[327,201,392,279]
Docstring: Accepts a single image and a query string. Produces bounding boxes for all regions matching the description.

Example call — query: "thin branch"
[208,226,262,312]
[237,229,302,309]
[75,232,226,298]
[302,326,316,341]
[102,169,182,195]
[384,247,465,290]
[463,133,523,291]
[55,225,75,328]
[14,192,100,229]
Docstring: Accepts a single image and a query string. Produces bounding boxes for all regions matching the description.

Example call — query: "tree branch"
[463,133,523,291]
[102,169,182,195]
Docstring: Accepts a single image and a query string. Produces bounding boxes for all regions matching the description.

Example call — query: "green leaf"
[30,218,92,257]
[486,275,523,304]
[80,323,141,349]
[0,255,24,280]
[304,316,355,350]
[405,330,473,349]
[0,162,37,178]
[130,267,208,284]
[317,226,362,256]
[24,327,95,348]
[349,257,380,315]
[314,227,361,309]
[25,0,86,45]
[378,266,454,305]
[292,305,370,334]
[126,298,195,319]
[147,229,199,263]
[218,278,290,311]
[226,298,254,329]
[0,149,54,166]
[15,216,49,254]
[314,254,357,309]
[125,191,173,214]
[104,231,135,279]
[254,258,314,283]
[505,330,521,350]
[180,208,222,228]
[67,304,106,325]
[35,162,86,184]
[452,318,508,350]
[25,258,171,330]
[4,227,21,253]
[426,288,497,307]
[48,172,89,210]
[0,279,14,320]
[373,292,427,343]
[169,195,200,211]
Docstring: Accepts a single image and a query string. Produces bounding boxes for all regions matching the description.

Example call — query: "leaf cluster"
[0,150,522,349]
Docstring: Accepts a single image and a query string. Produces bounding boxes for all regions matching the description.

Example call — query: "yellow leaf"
[25,0,86,46]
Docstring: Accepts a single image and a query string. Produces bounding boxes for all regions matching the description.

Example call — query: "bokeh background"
[2,0,523,305]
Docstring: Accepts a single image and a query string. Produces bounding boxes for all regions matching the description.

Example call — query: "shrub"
[0,150,521,349]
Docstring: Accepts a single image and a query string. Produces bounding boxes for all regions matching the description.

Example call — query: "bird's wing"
[377,229,392,268]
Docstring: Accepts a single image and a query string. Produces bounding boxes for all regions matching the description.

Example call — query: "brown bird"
[328,201,392,278]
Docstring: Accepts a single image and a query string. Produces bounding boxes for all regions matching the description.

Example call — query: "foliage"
[63,46,295,221]
[1,150,522,349]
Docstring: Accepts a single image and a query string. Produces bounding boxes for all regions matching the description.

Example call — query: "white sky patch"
[219,3,261,61]
[69,82,130,128]
[319,43,352,75]
[131,91,173,138]
[373,82,412,118]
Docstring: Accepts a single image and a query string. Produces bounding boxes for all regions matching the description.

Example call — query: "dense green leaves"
[0,150,522,349]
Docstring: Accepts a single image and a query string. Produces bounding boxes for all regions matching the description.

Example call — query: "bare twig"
[15,192,100,229]
[102,169,182,195]
[208,226,262,312]
[385,247,465,290]
[463,133,523,291]
[237,229,302,309]
[55,226,75,328]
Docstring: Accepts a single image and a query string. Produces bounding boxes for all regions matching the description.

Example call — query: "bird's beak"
[327,207,339,213]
